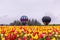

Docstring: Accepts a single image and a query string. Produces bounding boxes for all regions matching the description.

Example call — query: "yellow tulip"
[17,34,20,37]
[5,33,8,36]
[2,37,5,40]
[51,37,57,40]
[58,35,60,37]
[31,34,38,39]
[24,34,28,37]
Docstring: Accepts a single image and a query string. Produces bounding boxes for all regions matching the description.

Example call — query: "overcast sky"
[0,0,60,24]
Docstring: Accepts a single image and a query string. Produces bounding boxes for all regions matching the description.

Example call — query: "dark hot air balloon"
[42,16,51,25]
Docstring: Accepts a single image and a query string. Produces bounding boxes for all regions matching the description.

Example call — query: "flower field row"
[0,26,60,40]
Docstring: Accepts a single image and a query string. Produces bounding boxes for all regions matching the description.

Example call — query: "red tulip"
[39,34,44,38]
[10,28,16,33]
[2,29,6,34]
[33,32,36,36]
[5,37,9,40]
[10,34,15,40]
[23,37,27,40]
[30,38,33,40]
[42,32,46,34]
[20,27,22,29]
[46,36,50,40]
[7,33,16,40]
[13,34,17,39]
[7,33,11,39]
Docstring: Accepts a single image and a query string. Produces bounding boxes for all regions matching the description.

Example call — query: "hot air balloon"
[42,16,51,25]
[20,15,28,25]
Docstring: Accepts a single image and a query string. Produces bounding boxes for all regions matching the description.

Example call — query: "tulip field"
[0,26,60,40]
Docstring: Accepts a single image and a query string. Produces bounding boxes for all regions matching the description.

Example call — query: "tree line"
[0,15,58,26]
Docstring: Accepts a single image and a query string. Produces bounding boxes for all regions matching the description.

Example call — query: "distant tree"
[28,19,41,26]
[9,19,41,26]
[9,23,14,26]
[28,19,32,25]
[34,19,41,26]
[9,20,22,26]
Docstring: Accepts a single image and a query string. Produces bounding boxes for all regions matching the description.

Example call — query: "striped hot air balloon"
[20,15,28,25]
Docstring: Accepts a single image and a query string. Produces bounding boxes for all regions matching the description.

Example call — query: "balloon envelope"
[20,15,28,22]
[42,16,51,25]
[20,15,28,25]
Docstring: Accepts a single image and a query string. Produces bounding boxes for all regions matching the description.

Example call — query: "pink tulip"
[48,32,52,36]
[18,38,22,40]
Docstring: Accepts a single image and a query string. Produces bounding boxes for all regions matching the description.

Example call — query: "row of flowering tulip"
[0,26,60,40]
